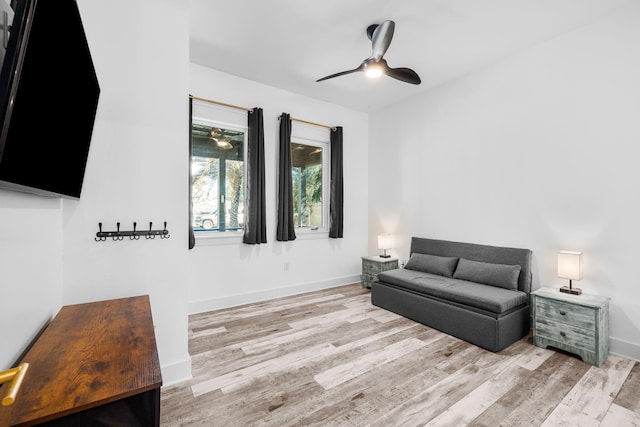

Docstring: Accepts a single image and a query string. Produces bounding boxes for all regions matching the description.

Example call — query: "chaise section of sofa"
[371,237,533,352]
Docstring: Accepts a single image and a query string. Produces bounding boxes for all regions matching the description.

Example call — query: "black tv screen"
[0,0,100,199]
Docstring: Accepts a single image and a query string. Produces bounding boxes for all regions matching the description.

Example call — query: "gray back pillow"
[453,258,521,290]
[404,253,459,277]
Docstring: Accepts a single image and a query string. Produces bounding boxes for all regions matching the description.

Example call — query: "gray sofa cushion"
[404,253,459,277]
[377,269,527,314]
[453,258,521,290]
[410,237,532,294]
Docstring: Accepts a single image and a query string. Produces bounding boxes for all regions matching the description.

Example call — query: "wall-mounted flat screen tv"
[0,0,100,199]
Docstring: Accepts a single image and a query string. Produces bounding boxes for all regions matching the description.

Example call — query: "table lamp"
[558,251,582,295]
[378,234,393,258]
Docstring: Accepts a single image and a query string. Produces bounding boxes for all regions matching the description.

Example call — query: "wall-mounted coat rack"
[95,222,170,242]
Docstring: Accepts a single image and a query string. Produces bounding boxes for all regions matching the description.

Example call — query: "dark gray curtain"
[188,97,196,249]
[276,113,296,241]
[329,126,344,238]
[243,107,268,244]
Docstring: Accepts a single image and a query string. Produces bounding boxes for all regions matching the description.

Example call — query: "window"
[191,122,246,233]
[291,138,329,231]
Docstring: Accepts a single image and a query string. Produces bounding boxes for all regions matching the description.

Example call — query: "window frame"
[191,116,248,244]
[290,135,330,236]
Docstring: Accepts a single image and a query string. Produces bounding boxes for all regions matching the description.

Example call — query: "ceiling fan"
[316,20,421,85]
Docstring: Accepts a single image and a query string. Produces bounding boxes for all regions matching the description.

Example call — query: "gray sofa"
[371,237,532,352]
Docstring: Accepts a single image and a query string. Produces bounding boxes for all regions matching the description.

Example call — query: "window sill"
[294,228,329,240]
[194,230,244,246]
[192,229,330,246]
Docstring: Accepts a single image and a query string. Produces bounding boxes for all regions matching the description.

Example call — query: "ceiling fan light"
[216,138,232,149]
[365,66,383,78]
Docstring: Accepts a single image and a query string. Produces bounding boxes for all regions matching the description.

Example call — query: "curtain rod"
[189,95,253,112]
[279,114,336,131]
[290,116,336,131]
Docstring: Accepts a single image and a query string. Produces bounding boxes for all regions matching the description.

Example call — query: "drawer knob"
[559,310,567,316]
[560,331,567,337]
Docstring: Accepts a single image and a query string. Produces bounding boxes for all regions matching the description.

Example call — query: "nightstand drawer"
[534,299,596,330]
[534,318,595,351]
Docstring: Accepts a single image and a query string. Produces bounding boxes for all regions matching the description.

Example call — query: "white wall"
[60,0,191,385]
[188,64,369,313]
[369,2,640,360]
[0,192,62,368]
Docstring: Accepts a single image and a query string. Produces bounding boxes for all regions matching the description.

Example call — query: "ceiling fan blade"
[385,66,422,85]
[370,20,395,61]
[366,24,378,41]
[316,64,364,82]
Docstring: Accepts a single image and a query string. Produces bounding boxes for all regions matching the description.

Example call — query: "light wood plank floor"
[160,284,640,426]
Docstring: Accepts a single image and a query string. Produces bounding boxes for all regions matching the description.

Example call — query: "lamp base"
[379,254,391,258]
[560,286,582,295]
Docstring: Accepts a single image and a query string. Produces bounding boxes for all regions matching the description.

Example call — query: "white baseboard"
[610,336,640,362]
[188,274,361,315]
[161,356,193,387]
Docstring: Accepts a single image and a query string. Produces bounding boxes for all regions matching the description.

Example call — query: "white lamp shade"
[558,251,582,281]
[377,234,393,250]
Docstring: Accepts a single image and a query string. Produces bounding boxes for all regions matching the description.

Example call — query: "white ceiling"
[189,0,628,113]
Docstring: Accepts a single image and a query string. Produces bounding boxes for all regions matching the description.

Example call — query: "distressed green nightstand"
[361,256,398,289]
[531,287,609,366]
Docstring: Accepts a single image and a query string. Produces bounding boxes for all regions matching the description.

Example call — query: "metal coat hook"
[160,222,170,239]
[146,222,155,239]
[95,221,170,242]
[113,223,124,241]
[130,222,140,240]
[94,223,107,242]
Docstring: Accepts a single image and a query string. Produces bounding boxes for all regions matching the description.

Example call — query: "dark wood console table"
[0,295,162,426]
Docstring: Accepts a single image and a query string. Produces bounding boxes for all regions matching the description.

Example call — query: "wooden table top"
[0,295,162,426]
